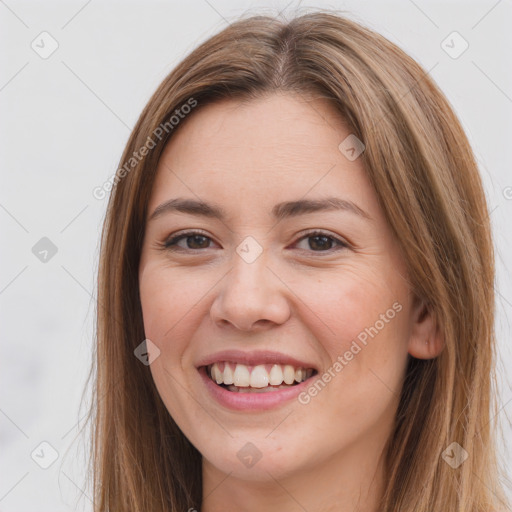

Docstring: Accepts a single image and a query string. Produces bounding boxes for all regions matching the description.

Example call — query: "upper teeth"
[208,362,314,388]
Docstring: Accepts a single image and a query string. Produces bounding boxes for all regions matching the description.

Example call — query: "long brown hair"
[85,10,510,511]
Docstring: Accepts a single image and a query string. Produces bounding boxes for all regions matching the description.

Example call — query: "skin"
[138,92,443,512]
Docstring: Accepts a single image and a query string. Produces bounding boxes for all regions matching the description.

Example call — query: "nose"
[209,249,291,332]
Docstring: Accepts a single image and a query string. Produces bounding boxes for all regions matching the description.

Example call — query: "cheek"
[139,266,207,432]
[139,264,207,347]
[292,262,408,357]
[293,264,410,418]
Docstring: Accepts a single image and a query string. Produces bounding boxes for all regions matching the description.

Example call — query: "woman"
[87,10,510,512]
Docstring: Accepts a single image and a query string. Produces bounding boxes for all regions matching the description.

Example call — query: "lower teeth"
[224,383,296,393]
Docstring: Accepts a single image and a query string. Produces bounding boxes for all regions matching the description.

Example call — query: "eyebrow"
[148,196,372,222]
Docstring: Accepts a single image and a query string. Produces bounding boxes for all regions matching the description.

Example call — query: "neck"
[200,439,387,512]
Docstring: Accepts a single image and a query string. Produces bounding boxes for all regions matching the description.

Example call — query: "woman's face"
[138,93,426,484]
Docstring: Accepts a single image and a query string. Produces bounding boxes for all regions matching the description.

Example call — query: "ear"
[407,296,444,359]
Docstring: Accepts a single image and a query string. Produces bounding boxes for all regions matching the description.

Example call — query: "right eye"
[160,230,218,251]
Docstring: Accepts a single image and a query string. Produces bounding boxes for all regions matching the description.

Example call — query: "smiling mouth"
[204,361,318,393]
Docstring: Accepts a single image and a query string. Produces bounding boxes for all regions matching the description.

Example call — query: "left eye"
[161,230,348,253]
[294,232,348,252]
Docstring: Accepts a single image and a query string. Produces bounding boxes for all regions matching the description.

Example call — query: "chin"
[200,434,311,482]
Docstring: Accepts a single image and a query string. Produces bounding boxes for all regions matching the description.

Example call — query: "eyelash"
[157,229,350,254]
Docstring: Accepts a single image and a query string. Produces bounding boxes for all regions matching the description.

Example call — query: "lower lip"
[198,366,313,411]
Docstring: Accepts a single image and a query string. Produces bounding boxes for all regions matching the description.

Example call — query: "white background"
[1,1,511,510]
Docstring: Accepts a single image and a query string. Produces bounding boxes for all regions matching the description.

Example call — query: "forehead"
[161,93,349,163]
[149,93,374,218]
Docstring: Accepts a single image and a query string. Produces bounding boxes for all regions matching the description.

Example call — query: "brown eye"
[294,231,349,253]
[182,234,211,249]
[307,235,334,251]
[164,232,214,251]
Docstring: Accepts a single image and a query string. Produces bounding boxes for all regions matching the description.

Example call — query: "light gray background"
[1,1,511,510]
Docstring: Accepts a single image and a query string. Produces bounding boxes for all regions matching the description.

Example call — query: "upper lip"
[196,349,318,370]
